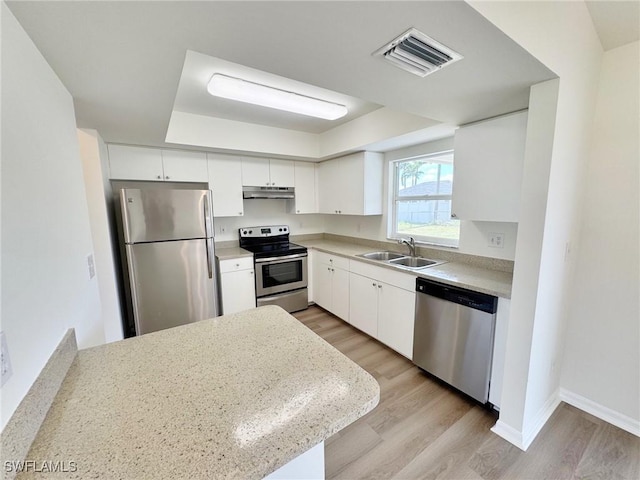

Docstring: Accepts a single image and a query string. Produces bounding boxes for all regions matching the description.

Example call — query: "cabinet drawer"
[314,250,350,270]
[218,257,254,273]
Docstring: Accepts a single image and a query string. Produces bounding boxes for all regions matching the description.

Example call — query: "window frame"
[389,150,459,248]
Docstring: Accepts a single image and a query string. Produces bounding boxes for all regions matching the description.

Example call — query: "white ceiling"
[586,0,640,51]
[7,1,558,150]
[172,51,382,134]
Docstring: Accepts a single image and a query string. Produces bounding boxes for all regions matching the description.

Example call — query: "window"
[390,151,459,247]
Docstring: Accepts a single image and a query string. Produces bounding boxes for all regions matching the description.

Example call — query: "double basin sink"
[357,251,446,270]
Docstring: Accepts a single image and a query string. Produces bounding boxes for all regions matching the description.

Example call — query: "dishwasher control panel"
[416,278,497,314]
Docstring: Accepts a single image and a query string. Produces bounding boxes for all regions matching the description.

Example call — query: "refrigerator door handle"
[205,237,213,279]
[125,244,143,335]
[203,191,213,239]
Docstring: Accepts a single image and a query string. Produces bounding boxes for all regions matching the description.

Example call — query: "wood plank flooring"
[293,306,640,480]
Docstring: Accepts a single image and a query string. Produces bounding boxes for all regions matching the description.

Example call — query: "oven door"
[255,254,308,297]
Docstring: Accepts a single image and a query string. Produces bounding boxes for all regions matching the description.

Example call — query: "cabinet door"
[317,160,340,214]
[451,111,527,222]
[269,159,295,187]
[332,267,351,322]
[242,157,271,186]
[162,150,208,182]
[108,144,163,181]
[312,259,332,311]
[220,269,256,315]
[336,154,365,215]
[378,283,415,359]
[348,273,377,337]
[316,152,382,215]
[292,162,317,214]
[208,154,244,217]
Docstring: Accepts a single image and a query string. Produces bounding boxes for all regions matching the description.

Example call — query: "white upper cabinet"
[108,145,164,181]
[161,150,208,182]
[269,159,295,187]
[290,161,318,214]
[207,154,244,217]
[241,157,271,186]
[317,151,383,215]
[108,144,208,183]
[451,111,528,222]
[241,157,294,187]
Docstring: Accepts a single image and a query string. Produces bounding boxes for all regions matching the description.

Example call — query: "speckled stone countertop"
[299,239,513,298]
[215,246,253,261]
[19,306,379,479]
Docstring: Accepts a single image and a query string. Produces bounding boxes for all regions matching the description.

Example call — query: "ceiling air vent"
[373,28,463,77]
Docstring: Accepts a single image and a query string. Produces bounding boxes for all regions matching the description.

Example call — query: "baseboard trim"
[491,389,561,451]
[491,420,526,450]
[560,388,640,437]
[522,389,561,449]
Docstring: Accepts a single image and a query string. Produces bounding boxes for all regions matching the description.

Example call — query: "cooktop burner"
[238,225,307,259]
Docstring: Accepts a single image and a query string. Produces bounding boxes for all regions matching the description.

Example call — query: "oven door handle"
[255,253,307,264]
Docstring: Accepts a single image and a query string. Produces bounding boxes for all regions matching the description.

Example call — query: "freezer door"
[126,239,218,335]
[121,188,212,243]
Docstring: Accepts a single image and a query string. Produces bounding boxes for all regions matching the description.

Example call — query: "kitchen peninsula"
[14,306,379,479]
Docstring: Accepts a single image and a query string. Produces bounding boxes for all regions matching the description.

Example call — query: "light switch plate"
[1,331,13,387]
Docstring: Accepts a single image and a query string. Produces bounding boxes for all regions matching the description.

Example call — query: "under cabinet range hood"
[242,186,295,199]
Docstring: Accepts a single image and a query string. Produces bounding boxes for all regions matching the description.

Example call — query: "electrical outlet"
[87,254,96,279]
[219,225,226,234]
[488,232,505,248]
[1,332,13,387]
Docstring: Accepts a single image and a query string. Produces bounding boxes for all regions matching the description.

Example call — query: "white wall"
[325,136,519,260]
[0,4,103,430]
[561,41,640,429]
[78,129,124,343]
[166,111,320,159]
[468,0,604,448]
[214,201,325,242]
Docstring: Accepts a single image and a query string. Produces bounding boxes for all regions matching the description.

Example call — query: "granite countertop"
[298,239,513,298]
[19,306,379,479]
[215,246,253,261]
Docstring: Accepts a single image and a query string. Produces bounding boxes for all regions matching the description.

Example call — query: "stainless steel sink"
[358,251,445,270]
[358,251,406,261]
[389,257,441,269]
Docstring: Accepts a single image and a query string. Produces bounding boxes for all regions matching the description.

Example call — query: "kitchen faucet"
[399,237,417,257]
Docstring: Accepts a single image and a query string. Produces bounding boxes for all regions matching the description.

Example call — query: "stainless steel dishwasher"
[413,278,498,404]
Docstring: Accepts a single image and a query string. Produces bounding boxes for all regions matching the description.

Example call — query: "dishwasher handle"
[416,278,498,314]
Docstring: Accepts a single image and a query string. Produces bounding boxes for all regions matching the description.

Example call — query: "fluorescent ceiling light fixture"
[207,74,348,120]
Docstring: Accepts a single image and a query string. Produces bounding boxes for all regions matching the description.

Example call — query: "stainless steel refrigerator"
[119,188,218,335]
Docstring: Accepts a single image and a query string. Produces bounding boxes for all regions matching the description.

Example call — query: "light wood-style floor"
[293,306,640,480]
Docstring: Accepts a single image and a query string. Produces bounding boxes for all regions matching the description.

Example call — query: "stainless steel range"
[239,225,308,313]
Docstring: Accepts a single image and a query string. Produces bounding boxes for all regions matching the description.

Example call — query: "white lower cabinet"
[489,297,510,409]
[312,254,416,360]
[349,269,415,359]
[377,282,415,359]
[312,251,349,321]
[218,257,256,315]
[349,273,379,337]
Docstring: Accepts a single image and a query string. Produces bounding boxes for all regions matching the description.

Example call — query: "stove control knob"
[242,230,247,235]
[249,230,253,234]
